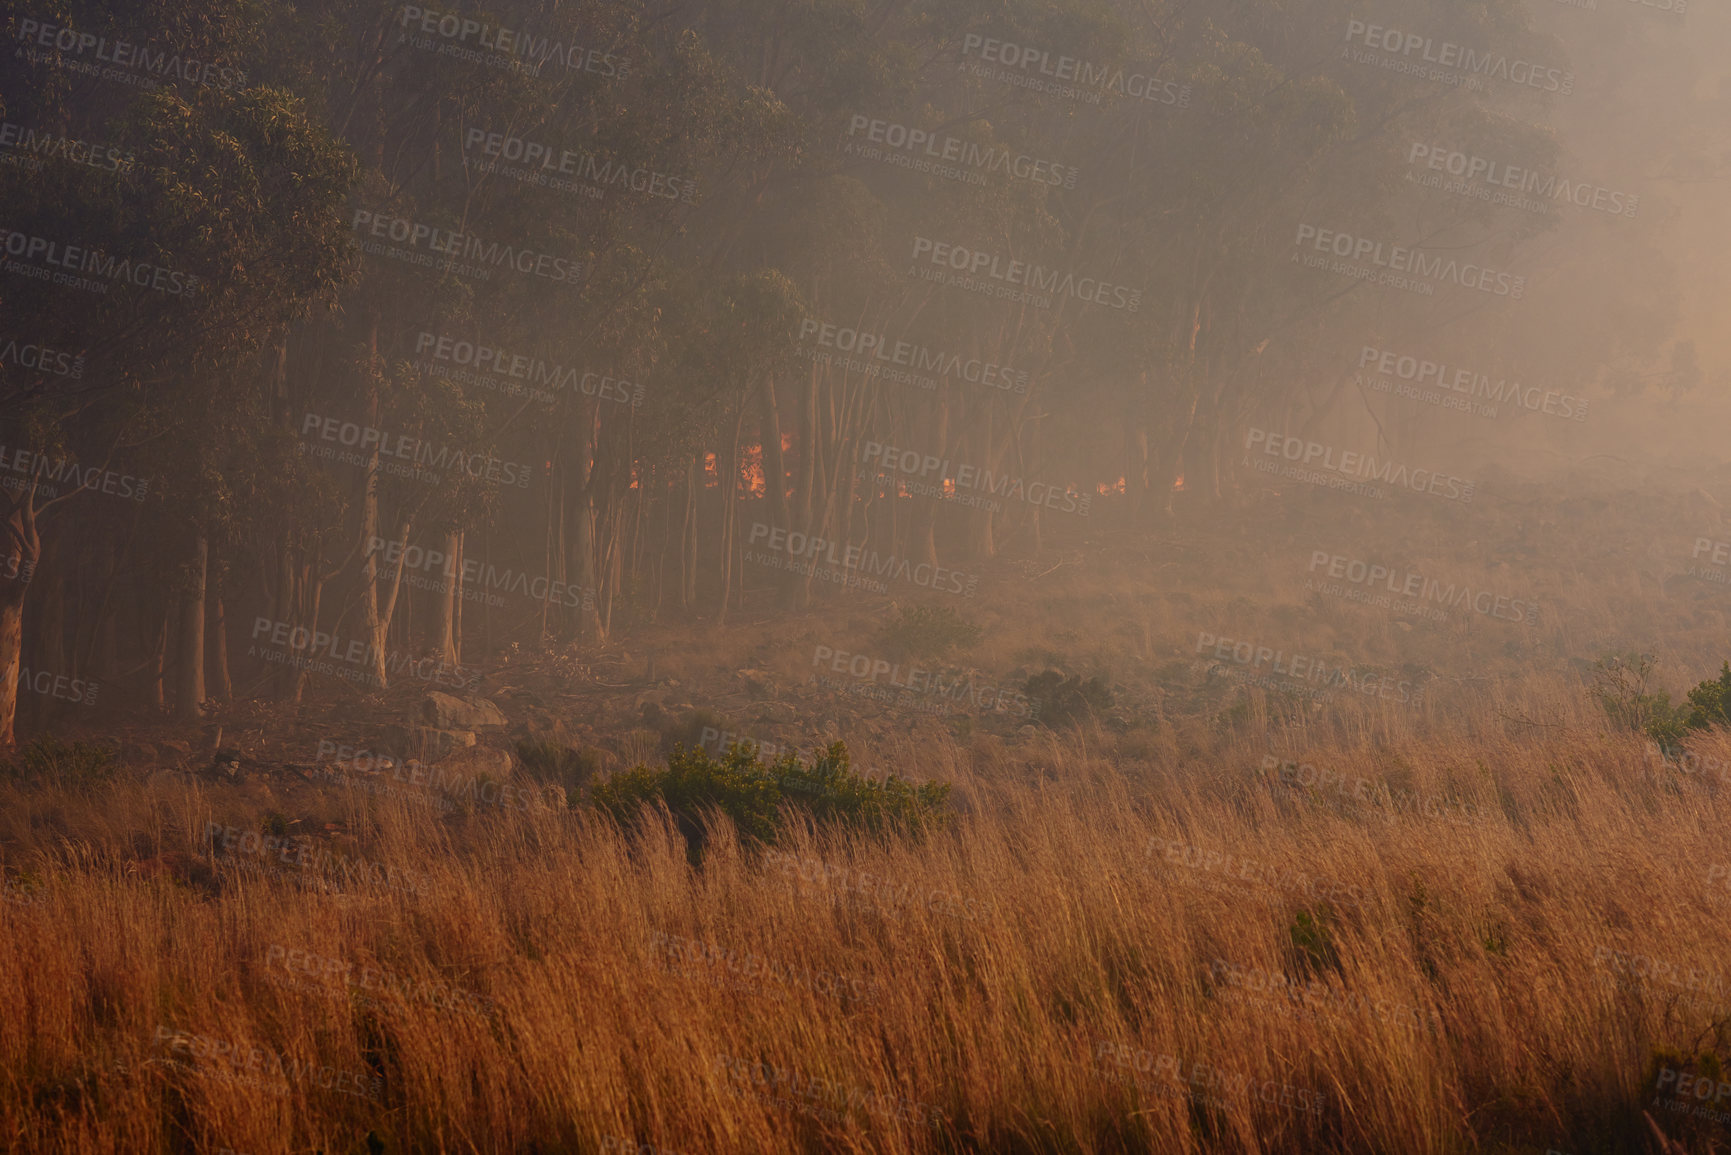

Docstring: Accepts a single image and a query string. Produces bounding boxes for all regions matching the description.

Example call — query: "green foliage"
[262,811,289,838]
[589,740,949,847]
[772,742,951,836]
[590,742,785,846]
[1595,655,1731,752]
[1287,908,1340,976]
[1481,918,1510,958]
[1024,669,1114,729]
[1683,662,1731,731]
[876,606,983,662]
[1592,653,1691,748]
[2,738,115,789]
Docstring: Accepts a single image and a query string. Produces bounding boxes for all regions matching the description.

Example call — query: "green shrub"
[771,742,951,836]
[1684,662,1731,731]
[1596,655,1731,752]
[1024,669,1114,729]
[1592,653,1691,748]
[877,605,982,661]
[589,740,949,849]
[1287,908,1341,976]
[2,737,115,788]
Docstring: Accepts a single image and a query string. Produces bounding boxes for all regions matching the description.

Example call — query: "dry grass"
[1,674,1729,1155]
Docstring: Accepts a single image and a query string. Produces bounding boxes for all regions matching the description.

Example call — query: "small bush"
[1596,655,1731,752]
[2,737,116,788]
[771,742,951,836]
[1592,654,1690,748]
[877,605,982,661]
[1287,908,1341,976]
[1683,662,1731,731]
[1024,669,1114,729]
[589,740,949,850]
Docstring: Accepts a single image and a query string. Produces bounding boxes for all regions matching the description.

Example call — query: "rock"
[738,669,775,697]
[421,691,507,730]
[384,725,477,763]
[754,701,797,724]
[433,744,514,781]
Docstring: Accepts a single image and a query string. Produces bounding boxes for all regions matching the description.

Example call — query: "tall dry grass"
[1,676,1728,1155]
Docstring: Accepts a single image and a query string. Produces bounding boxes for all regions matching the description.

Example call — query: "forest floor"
[4,463,1731,1153]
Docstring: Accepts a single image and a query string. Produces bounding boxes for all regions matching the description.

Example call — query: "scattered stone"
[433,744,514,781]
[421,691,507,730]
[755,701,797,724]
[738,669,775,697]
[384,725,476,763]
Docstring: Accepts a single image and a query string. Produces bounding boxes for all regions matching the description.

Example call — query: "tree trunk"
[759,373,793,608]
[149,609,168,713]
[451,530,464,666]
[176,533,208,720]
[434,526,460,665]
[0,589,23,748]
[716,404,744,624]
[273,533,298,700]
[680,451,699,611]
[0,488,41,745]
[209,592,233,703]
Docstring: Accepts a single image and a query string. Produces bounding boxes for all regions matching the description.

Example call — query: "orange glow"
[943,478,957,496]
[1097,477,1126,495]
[740,444,767,498]
[1174,474,1186,490]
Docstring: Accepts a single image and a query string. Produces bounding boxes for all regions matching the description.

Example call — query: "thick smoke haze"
[0,1,1728,1152]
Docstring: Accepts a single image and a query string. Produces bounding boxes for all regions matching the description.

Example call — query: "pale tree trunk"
[434,526,460,665]
[565,401,605,641]
[29,538,65,731]
[0,486,41,746]
[964,408,996,560]
[571,489,604,642]
[680,451,699,611]
[910,401,948,570]
[451,531,463,666]
[716,405,743,624]
[359,460,388,687]
[176,532,207,720]
[209,590,233,703]
[273,533,298,700]
[149,611,167,713]
[759,374,793,608]
[0,593,23,747]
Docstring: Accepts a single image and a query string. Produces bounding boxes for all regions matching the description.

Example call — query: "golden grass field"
[2,666,1730,1155]
[6,475,1731,1155]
